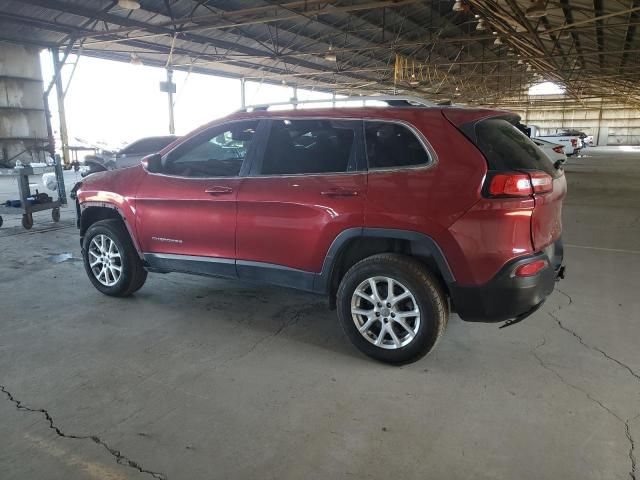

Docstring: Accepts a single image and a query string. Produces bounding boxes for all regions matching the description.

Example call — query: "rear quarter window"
[465,118,560,178]
[364,121,430,169]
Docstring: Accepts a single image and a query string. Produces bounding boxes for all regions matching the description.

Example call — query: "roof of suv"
[159,105,515,156]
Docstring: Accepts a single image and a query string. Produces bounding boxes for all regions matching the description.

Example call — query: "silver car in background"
[81,135,178,177]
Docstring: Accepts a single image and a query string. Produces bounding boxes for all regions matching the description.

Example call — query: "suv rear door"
[236,118,366,289]
[446,111,567,251]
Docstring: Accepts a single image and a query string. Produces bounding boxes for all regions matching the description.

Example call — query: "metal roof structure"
[0,0,639,107]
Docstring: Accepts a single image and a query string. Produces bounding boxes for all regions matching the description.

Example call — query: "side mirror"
[142,153,162,173]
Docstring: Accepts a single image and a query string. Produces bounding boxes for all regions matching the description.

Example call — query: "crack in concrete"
[0,384,167,480]
[626,419,637,480]
[218,302,323,366]
[552,289,640,383]
[531,338,624,422]
[531,339,637,479]
[537,289,640,480]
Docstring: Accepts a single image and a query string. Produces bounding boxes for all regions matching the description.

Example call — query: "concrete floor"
[0,147,638,480]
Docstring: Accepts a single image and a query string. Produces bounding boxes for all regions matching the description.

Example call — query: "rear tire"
[82,219,147,297]
[336,253,448,364]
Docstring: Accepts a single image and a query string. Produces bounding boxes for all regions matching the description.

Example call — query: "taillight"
[529,172,553,193]
[552,146,564,154]
[487,171,553,197]
[514,259,547,277]
[488,174,532,196]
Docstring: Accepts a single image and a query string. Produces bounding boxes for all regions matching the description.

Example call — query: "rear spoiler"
[441,108,520,127]
[441,109,522,145]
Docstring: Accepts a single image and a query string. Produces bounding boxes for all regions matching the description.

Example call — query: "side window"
[163,121,258,177]
[365,121,430,169]
[259,119,359,175]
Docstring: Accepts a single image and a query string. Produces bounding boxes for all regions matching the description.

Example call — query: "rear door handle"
[320,188,360,197]
[205,186,233,195]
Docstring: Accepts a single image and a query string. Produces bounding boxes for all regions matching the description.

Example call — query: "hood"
[79,164,145,195]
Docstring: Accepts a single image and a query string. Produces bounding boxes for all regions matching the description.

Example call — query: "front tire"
[82,219,147,297]
[336,254,448,364]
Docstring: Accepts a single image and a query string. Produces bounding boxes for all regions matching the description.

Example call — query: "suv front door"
[135,120,260,276]
[236,118,366,289]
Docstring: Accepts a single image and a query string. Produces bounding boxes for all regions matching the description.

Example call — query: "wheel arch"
[79,204,143,257]
[315,228,455,308]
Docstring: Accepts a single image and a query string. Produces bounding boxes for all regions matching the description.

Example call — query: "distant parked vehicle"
[532,138,567,167]
[534,134,582,156]
[81,136,179,177]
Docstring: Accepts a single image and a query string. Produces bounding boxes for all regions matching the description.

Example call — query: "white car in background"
[532,138,567,166]
[534,134,582,156]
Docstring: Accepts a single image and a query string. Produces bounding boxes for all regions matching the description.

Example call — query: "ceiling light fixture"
[476,19,487,31]
[525,0,547,19]
[494,37,503,45]
[452,0,465,12]
[324,44,337,63]
[409,73,420,87]
[130,53,142,65]
[118,0,141,10]
[559,29,572,40]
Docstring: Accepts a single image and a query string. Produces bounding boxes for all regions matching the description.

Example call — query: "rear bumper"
[450,239,564,323]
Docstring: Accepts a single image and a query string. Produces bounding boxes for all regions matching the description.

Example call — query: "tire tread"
[83,219,147,297]
[337,253,449,364]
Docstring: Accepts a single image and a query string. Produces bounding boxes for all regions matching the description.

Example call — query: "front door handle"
[320,188,360,197]
[205,186,233,195]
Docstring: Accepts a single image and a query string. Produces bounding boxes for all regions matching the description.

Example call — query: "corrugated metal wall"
[0,41,49,166]
[511,97,640,146]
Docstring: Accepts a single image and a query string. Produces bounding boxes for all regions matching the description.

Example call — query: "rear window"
[464,118,559,177]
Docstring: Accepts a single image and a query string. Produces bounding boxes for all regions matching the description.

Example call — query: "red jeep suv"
[73,97,566,364]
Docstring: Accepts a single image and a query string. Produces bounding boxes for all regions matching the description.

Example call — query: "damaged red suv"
[73,96,566,364]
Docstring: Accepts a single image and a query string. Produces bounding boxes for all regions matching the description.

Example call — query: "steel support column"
[51,48,70,168]
[167,68,175,134]
[240,77,246,108]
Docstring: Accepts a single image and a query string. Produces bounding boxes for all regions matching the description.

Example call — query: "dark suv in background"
[73,96,566,364]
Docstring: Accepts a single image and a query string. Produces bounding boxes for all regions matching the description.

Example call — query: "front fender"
[77,167,145,256]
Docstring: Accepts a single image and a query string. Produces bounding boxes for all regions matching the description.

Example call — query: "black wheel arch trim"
[313,227,456,294]
[79,203,143,258]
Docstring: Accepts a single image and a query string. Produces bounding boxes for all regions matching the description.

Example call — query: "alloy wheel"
[351,276,421,349]
[88,234,122,287]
